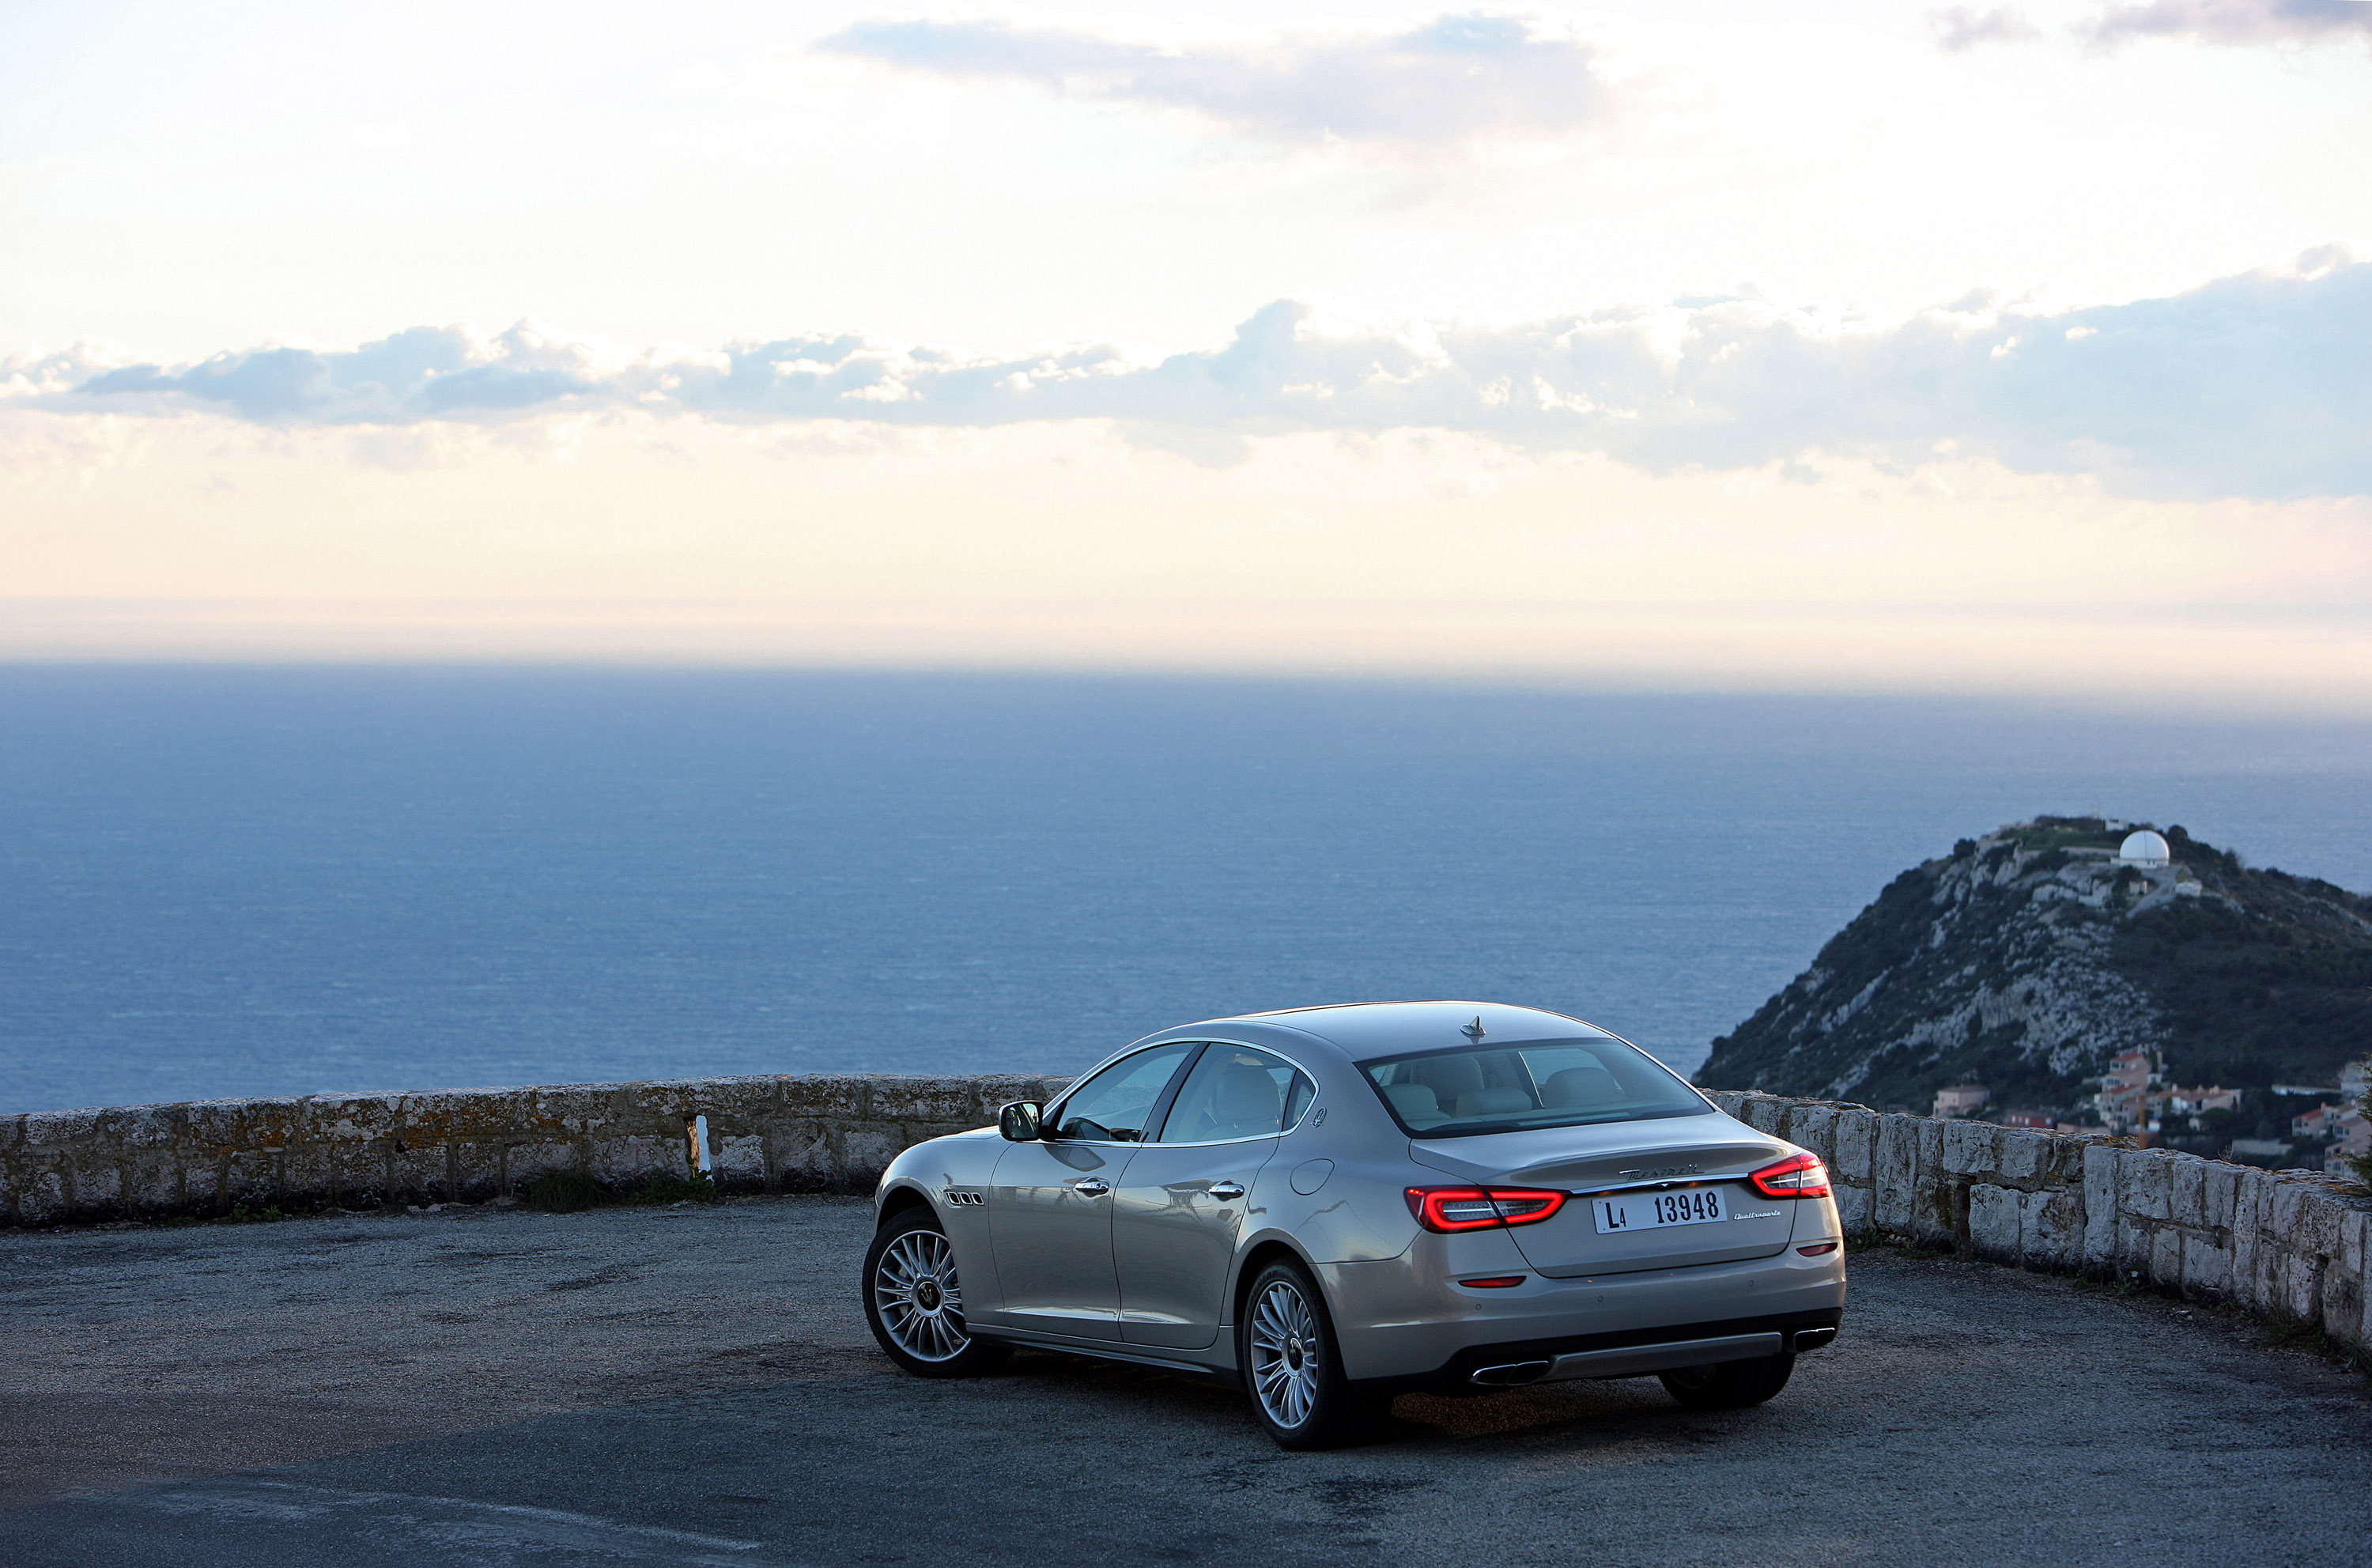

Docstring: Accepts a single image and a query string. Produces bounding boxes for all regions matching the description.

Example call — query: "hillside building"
[1933,1083,1991,1118]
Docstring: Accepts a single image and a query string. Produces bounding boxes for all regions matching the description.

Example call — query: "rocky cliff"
[1695,818,2372,1116]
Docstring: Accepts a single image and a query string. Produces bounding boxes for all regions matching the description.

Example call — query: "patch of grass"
[214,1203,288,1224]
[628,1173,719,1205]
[527,1169,604,1213]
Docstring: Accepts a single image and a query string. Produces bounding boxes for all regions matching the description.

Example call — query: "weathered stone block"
[2280,1250,2325,1324]
[13,1168,67,1224]
[1781,1105,1838,1162]
[22,1109,104,1149]
[1834,1183,1875,1235]
[221,1150,283,1206]
[2149,1223,2183,1290]
[2199,1164,2240,1233]
[2321,1209,2366,1345]
[523,1086,613,1139]
[385,1143,448,1201]
[2082,1143,2118,1271]
[1996,1131,2049,1182]
[841,1126,902,1185]
[501,1140,580,1192]
[1705,1090,1748,1116]
[1874,1115,1923,1235]
[771,1121,837,1191]
[874,1078,985,1126]
[2279,1184,2344,1261]
[590,1135,677,1187]
[2023,1188,2083,1271]
[2230,1169,2271,1310]
[451,1142,506,1201]
[1941,1118,2000,1177]
[1830,1111,1876,1182]
[70,1161,124,1212]
[1967,1184,2020,1262]
[2168,1156,2206,1230]
[712,1132,765,1184]
[124,1157,185,1213]
[2181,1233,2233,1298]
[780,1075,871,1120]
[2122,1147,2177,1222]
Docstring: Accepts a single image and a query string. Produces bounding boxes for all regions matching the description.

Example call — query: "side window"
[1157,1045,1311,1143]
[1047,1043,1198,1143]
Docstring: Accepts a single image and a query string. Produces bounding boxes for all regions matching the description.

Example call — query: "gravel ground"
[2,1194,2366,1566]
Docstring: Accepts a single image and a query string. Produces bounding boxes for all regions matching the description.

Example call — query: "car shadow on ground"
[989,1343,1766,1451]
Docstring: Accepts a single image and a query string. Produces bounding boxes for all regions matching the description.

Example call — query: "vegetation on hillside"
[1696,817,2372,1117]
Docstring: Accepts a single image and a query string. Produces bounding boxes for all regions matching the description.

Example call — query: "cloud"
[1932,6,2045,49]
[2083,0,2372,47]
[813,13,1608,144]
[18,251,2369,501]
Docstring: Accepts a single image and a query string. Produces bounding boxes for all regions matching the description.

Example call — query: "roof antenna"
[1462,1016,1486,1043]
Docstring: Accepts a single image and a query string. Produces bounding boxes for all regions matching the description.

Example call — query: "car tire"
[1657,1351,1796,1410]
[1238,1257,1380,1450]
[863,1206,1010,1379]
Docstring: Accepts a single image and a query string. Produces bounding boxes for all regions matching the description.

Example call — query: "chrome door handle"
[1207,1182,1245,1200]
[1071,1178,1111,1196]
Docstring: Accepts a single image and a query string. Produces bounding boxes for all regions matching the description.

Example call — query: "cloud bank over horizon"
[815,13,1609,145]
[16,251,2366,503]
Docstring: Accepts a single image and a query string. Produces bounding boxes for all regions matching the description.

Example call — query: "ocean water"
[3,667,2370,1116]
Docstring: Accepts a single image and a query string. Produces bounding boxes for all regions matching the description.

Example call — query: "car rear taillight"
[1405,1186,1568,1233]
[1750,1152,1831,1199]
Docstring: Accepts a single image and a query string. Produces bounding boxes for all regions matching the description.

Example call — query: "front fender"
[872,1128,1007,1310]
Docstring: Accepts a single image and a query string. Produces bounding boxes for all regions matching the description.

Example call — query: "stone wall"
[6,1075,2366,1357]
[1709,1090,2372,1357]
[0,1073,1072,1226]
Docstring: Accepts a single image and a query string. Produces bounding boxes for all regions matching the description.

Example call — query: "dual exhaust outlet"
[1468,1325,1838,1388]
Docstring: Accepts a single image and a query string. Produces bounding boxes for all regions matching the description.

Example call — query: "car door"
[1112,1044,1313,1351]
[984,1041,1198,1341]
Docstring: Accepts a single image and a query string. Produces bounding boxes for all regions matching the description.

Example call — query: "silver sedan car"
[862,1000,1845,1448]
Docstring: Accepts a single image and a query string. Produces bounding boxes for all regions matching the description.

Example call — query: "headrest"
[1456,1087,1534,1117]
[1543,1066,1622,1108]
[1214,1064,1283,1126]
[1408,1055,1485,1098]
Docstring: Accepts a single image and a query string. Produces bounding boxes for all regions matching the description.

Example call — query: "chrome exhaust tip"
[1791,1327,1838,1352]
[1469,1359,1553,1388]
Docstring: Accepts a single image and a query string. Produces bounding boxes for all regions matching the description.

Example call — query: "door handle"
[1207,1181,1245,1200]
[1071,1178,1111,1196]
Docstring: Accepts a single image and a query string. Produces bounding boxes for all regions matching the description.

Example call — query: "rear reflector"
[1457,1275,1528,1288]
[1796,1241,1839,1256]
[1749,1152,1832,1200]
[1405,1186,1569,1232]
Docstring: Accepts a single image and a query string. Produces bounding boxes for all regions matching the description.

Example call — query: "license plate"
[1592,1187,1726,1233]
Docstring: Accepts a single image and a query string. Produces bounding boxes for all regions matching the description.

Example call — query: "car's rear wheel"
[1239,1258,1378,1450]
[1658,1351,1795,1409]
[863,1207,1010,1378]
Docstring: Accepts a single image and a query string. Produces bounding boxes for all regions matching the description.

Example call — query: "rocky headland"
[1695,817,2372,1137]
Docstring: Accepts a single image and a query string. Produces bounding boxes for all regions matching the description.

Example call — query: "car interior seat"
[1542,1065,1624,1109]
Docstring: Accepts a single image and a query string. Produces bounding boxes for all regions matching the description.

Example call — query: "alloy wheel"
[1249,1279,1322,1429]
[874,1228,969,1362]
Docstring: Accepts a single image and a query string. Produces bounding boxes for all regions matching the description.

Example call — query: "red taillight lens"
[1751,1152,1831,1199]
[1458,1275,1528,1288]
[1405,1186,1568,1232]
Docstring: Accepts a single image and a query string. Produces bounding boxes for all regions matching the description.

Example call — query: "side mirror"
[999,1100,1044,1142]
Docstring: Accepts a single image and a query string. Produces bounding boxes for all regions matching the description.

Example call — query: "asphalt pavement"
[3,1194,2366,1567]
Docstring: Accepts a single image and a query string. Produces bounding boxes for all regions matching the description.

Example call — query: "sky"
[3,0,2369,706]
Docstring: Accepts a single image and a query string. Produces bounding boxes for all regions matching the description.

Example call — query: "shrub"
[628,1173,719,1205]
[527,1169,603,1213]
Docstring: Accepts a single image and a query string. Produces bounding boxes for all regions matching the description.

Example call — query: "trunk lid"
[1408,1115,1797,1277]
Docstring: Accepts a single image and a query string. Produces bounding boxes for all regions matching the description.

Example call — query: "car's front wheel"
[863,1207,1010,1378]
[1239,1258,1379,1449]
[1658,1351,1795,1409]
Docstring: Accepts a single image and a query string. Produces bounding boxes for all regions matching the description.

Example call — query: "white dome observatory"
[2117,829,2171,867]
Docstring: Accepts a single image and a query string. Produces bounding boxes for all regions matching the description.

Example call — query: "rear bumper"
[1316,1242,1848,1386]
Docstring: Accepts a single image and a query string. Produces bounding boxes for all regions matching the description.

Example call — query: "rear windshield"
[1358,1036,1712,1139]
